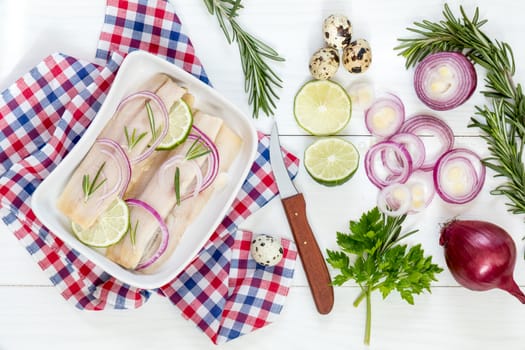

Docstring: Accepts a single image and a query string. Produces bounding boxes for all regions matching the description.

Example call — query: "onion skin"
[439,220,525,303]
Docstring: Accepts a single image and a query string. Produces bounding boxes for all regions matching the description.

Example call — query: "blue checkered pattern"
[97,0,210,84]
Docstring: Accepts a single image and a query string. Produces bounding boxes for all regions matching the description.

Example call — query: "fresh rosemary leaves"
[174,167,181,206]
[202,0,284,118]
[82,162,107,202]
[129,219,139,246]
[124,126,148,150]
[185,137,211,161]
[326,208,442,345]
[145,101,160,142]
[396,4,525,216]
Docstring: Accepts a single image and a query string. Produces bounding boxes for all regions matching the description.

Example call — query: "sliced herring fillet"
[57,74,168,229]
[142,122,242,272]
[106,114,225,269]
[57,143,126,229]
[99,73,169,141]
[103,78,187,160]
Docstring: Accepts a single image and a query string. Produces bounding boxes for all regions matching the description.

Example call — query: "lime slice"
[156,99,193,150]
[72,198,130,247]
[304,138,359,186]
[294,80,352,136]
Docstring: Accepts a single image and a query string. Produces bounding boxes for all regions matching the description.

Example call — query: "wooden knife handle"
[281,193,334,315]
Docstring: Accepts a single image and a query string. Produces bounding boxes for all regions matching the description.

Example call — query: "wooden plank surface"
[1,0,525,349]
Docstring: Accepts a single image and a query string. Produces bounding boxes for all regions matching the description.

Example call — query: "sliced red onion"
[365,141,413,189]
[160,152,204,200]
[433,148,485,204]
[414,52,477,111]
[348,81,375,110]
[116,91,169,163]
[405,170,435,212]
[191,126,220,192]
[365,94,405,138]
[377,183,412,216]
[125,198,170,270]
[384,132,426,174]
[95,138,132,200]
[400,114,454,171]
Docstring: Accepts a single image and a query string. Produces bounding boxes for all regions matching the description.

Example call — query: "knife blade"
[269,123,334,315]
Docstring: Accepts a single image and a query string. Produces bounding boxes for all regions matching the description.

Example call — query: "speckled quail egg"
[323,14,352,49]
[343,39,372,74]
[309,47,340,80]
[250,234,284,267]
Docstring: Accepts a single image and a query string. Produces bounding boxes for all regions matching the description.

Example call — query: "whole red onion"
[439,220,525,303]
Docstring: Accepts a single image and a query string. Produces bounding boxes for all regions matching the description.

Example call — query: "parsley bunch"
[326,208,442,345]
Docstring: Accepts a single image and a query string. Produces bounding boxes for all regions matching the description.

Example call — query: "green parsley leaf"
[326,207,443,345]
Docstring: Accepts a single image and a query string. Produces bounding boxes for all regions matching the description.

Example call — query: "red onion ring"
[400,114,454,171]
[115,91,169,163]
[405,170,435,212]
[377,183,412,216]
[365,141,413,189]
[125,198,170,270]
[365,93,405,138]
[414,52,477,111]
[191,126,220,192]
[95,138,131,200]
[433,148,485,204]
[383,132,426,174]
[160,152,204,200]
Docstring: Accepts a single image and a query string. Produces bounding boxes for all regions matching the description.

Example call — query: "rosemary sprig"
[174,167,181,206]
[202,0,284,118]
[145,101,160,142]
[129,219,139,246]
[124,126,148,150]
[396,4,525,217]
[185,137,211,160]
[82,162,107,203]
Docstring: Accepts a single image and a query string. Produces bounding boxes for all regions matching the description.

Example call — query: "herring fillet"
[105,112,225,269]
[142,120,243,272]
[56,74,169,229]
[102,77,187,160]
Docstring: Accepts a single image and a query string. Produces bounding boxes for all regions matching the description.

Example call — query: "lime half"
[294,80,352,136]
[304,138,359,186]
[156,99,193,150]
[72,198,130,247]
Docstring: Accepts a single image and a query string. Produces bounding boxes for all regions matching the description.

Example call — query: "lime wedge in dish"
[294,80,352,136]
[72,198,130,248]
[304,138,359,186]
[156,99,193,150]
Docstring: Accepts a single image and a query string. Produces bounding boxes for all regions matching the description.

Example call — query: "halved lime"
[72,198,130,247]
[304,138,359,186]
[156,99,193,150]
[294,80,352,136]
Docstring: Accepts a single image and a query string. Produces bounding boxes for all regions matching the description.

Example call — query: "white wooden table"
[2,1,525,349]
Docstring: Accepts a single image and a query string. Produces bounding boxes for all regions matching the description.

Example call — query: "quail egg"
[250,234,284,267]
[309,47,340,80]
[323,14,352,49]
[343,39,372,74]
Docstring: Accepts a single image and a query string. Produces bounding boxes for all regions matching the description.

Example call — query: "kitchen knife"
[269,123,334,315]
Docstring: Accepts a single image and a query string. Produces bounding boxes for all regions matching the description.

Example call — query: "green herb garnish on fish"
[124,126,148,151]
[82,162,107,203]
[185,137,211,161]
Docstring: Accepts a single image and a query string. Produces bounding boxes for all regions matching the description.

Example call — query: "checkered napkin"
[0,0,299,344]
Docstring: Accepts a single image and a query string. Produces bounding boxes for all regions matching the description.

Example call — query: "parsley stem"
[364,287,372,346]
[353,286,373,344]
[353,288,367,307]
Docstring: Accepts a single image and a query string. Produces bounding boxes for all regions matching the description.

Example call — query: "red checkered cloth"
[0,0,299,345]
